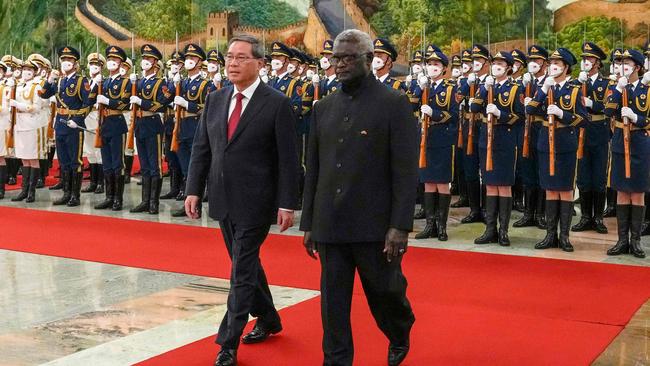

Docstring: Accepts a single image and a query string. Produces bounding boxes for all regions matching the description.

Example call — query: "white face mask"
[40,69,48,78]
[451,68,462,78]
[462,64,471,74]
[528,62,541,74]
[320,57,331,70]
[184,59,197,71]
[623,64,636,78]
[472,60,483,72]
[306,69,315,78]
[491,64,506,78]
[13,69,21,78]
[207,63,219,73]
[644,58,650,71]
[5,68,12,78]
[271,59,283,71]
[106,61,119,72]
[411,64,423,75]
[61,61,74,73]
[298,66,305,75]
[426,65,443,79]
[200,71,208,79]
[170,64,180,74]
[259,68,268,77]
[512,64,521,74]
[140,60,152,71]
[613,64,622,76]
[21,70,34,81]
[119,68,128,77]
[580,59,593,72]
[287,63,297,74]
[372,56,385,71]
[89,64,101,75]
[548,64,564,78]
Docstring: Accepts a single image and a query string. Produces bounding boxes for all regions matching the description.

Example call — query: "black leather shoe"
[413,206,425,220]
[450,196,469,208]
[388,343,410,366]
[214,349,237,366]
[241,322,282,344]
[571,216,594,232]
[461,210,483,224]
[593,218,608,234]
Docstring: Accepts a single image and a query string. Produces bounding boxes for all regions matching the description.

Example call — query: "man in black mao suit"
[184,35,300,366]
[300,29,418,366]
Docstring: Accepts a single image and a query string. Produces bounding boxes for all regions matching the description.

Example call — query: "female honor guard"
[119,58,135,183]
[91,46,131,211]
[9,60,47,202]
[526,48,587,252]
[129,44,173,215]
[0,61,9,199]
[604,49,649,259]
[416,45,458,241]
[471,51,524,246]
[83,53,106,194]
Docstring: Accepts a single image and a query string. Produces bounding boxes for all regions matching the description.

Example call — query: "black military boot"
[498,196,513,246]
[603,188,616,218]
[130,176,151,213]
[513,181,524,212]
[175,177,186,201]
[112,174,125,211]
[26,167,40,203]
[81,164,98,193]
[36,159,48,188]
[592,191,608,234]
[67,171,82,207]
[607,204,631,256]
[513,187,537,227]
[535,200,559,249]
[437,193,451,241]
[149,176,162,214]
[558,201,574,252]
[629,205,646,259]
[160,169,180,199]
[414,184,425,219]
[474,195,498,244]
[50,167,64,190]
[0,165,7,199]
[641,193,650,236]
[571,191,593,232]
[11,167,31,202]
[461,180,483,223]
[94,165,104,194]
[6,158,18,185]
[94,173,115,210]
[535,190,547,229]
[124,155,134,184]
[451,175,468,208]
[415,192,438,239]
[53,170,72,205]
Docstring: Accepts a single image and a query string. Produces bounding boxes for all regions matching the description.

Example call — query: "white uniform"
[0,80,10,157]
[83,101,102,164]
[13,78,47,160]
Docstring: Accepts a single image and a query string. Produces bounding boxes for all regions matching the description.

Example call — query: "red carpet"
[0,206,649,364]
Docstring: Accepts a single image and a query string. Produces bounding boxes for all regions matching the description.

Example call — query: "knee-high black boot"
[26,167,39,203]
[451,175,468,208]
[461,180,483,223]
[498,196,513,246]
[124,155,134,184]
[160,168,180,199]
[94,172,115,209]
[415,192,438,239]
[629,205,646,258]
[535,200,559,249]
[603,188,617,218]
[414,184,425,219]
[53,170,72,205]
[535,190,547,229]
[593,191,608,234]
[112,174,125,211]
[50,166,64,190]
[67,171,82,207]
[607,204,631,256]
[475,195,498,244]
[0,165,7,199]
[641,193,650,236]
[11,167,31,201]
[571,191,593,231]
[130,176,151,213]
[514,187,537,227]
[81,164,98,193]
[437,193,451,241]
[558,201,574,252]
[37,159,48,188]
[94,165,104,194]
[149,176,162,214]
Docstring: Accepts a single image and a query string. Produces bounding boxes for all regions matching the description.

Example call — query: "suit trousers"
[215,217,280,350]
[318,242,415,366]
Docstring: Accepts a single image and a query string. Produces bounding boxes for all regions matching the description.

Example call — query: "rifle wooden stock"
[486,85,494,172]
[466,83,476,155]
[522,83,532,157]
[548,88,555,177]
[47,101,56,142]
[170,81,182,153]
[577,83,587,159]
[418,86,430,169]
[622,87,631,179]
[314,83,320,102]
[126,81,137,152]
[6,83,17,149]
[94,80,104,148]
[457,94,463,148]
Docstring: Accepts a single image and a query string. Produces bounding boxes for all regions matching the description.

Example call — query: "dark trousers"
[100,134,126,175]
[55,131,84,172]
[177,137,194,176]
[163,132,181,171]
[576,143,608,192]
[215,218,279,350]
[135,133,163,178]
[319,242,415,366]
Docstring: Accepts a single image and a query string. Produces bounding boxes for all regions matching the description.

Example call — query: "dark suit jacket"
[299,74,419,243]
[185,81,300,226]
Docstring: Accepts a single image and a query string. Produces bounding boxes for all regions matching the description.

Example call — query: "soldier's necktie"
[228,93,244,141]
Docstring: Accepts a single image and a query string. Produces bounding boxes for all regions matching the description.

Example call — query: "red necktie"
[228,93,244,140]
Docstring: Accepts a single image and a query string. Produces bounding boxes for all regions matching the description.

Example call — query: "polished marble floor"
[0,176,648,365]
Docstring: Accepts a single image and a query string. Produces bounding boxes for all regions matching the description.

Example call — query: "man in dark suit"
[300,29,418,366]
[184,35,300,366]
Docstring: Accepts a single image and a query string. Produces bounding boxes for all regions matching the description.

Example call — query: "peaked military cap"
[610,48,623,63]
[87,52,106,65]
[451,55,462,67]
[27,54,51,69]
[581,42,606,60]
[622,49,645,67]
[105,46,127,62]
[21,59,39,70]
[549,48,577,66]
[141,44,162,60]
[527,45,548,60]
[271,42,292,58]
[461,49,472,63]
[511,49,527,65]
[426,44,448,66]
[58,46,80,61]
[471,44,490,60]
[410,50,423,63]
[169,50,184,63]
[206,49,225,65]
[184,43,206,60]
[374,38,398,61]
[321,39,334,55]
[492,51,514,67]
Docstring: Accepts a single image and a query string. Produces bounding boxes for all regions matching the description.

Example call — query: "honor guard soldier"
[161,50,184,200]
[406,50,425,117]
[526,48,588,252]
[119,57,136,183]
[83,52,107,194]
[449,53,468,209]
[641,43,650,236]
[452,49,475,210]
[603,48,624,218]
[510,49,527,212]
[604,49,649,258]
[206,49,229,91]
[317,39,340,97]
[40,46,92,207]
[129,44,173,214]
[288,48,303,79]
[27,54,55,189]
[9,59,48,203]
[572,42,609,234]
[0,61,9,198]
[269,42,302,116]
[372,38,406,92]
[516,45,550,229]
[90,45,131,211]
[415,45,458,241]
[2,55,22,186]
[471,51,525,246]
[170,43,210,217]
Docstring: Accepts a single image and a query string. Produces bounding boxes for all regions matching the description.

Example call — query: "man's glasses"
[225,55,258,64]
[330,53,368,66]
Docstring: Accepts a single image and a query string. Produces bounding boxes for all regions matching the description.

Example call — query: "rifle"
[94,77,104,148]
[522,76,532,157]
[126,33,137,153]
[548,86,555,176]
[418,81,430,168]
[622,86,631,178]
[577,82,587,159]
[466,82,476,155]
[6,80,17,149]
[46,99,56,144]
[486,83,494,171]
[171,78,182,152]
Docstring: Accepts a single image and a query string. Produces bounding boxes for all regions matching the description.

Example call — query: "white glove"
[420,104,433,117]
[621,107,638,124]
[524,97,532,106]
[312,74,320,86]
[467,73,477,85]
[174,96,189,109]
[214,73,222,83]
[93,74,102,86]
[49,96,57,104]
[261,75,269,84]
[578,71,588,83]
[469,97,475,105]
[312,99,318,105]
[547,104,564,119]
[9,99,28,112]
[541,77,555,94]
[522,73,532,87]
[129,73,138,83]
[130,96,142,106]
[405,74,413,84]
[616,76,628,93]
[97,94,110,106]
[486,103,501,118]
[417,75,429,90]
[609,74,617,82]
[459,99,466,108]
[66,120,79,129]
[583,97,593,108]
[642,71,650,86]
[173,73,181,84]
[484,75,495,87]
[5,78,15,87]
[48,71,60,84]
